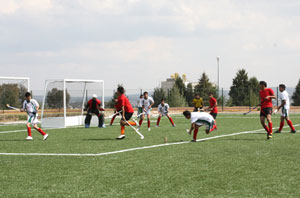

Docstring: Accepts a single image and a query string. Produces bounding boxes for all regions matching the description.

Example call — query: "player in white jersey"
[183,110,217,142]
[21,92,49,140]
[138,91,154,131]
[274,84,296,133]
[156,99,175,127]
[136,94,144,116]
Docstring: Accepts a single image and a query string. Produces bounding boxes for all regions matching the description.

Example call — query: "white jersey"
[190,112,215,126]
[137,98,143,108]
[280,90,290,110]
[22,99,39,114]
[158,103,169,115]
[142,97,154,110]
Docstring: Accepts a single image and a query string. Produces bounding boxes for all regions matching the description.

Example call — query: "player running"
[274,84,296,133]
[84,94,105,128]
[21,92,48,141]
[116,86,138,140]
[193,94,204,112]
[137,94,144,116]
[156,99,175,127]
[183,110,217,142]
[138,91,154,131]
[259,81,276,140]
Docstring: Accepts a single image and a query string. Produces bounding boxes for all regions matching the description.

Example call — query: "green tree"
[175,76,186,96]
[152,87,167,107]
[185,83,194,107]
[194,72,217,106]
[46,88,70,110]
[167,85,187,107]
[228,69,250,106]
[248,77,260,106]
[0,84,21,110]
[292,79,300,106]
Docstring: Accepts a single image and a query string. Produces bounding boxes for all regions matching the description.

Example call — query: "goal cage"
[0,77,30,110]
[41,79,104,128]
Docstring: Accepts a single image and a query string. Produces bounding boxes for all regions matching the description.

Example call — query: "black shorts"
[260,107,272,117]
[122,112,133,121]
[210,113,218,119]
[193,107,203,112]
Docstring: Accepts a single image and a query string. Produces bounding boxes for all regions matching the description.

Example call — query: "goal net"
[0,77,30,110]
[41,79,104,128]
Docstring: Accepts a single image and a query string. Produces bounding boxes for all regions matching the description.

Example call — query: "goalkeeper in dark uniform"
[85,94,105,128]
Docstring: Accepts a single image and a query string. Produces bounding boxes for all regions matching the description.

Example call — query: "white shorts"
[195,120,214,131]
[144,108,152,115]
[160,112,168,117]
[27,114,39,125]
[281,108,289,117]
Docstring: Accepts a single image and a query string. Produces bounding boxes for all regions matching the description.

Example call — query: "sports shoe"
[291,130,297,133]
[43,134,49,141]
[274,130,281,133]
[267,133,273,140]
[85,124,90,128]
[172,124,176,127]
[155,125,159,128]
[116,135,125,140]
[191,139,196,142]
[98,124,106,128]
[148,128,151,132]
[26,136,33,140]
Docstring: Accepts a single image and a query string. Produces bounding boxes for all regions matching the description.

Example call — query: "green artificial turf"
[0,114,299,197]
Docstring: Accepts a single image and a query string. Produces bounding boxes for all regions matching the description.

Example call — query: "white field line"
[1,124,299,157]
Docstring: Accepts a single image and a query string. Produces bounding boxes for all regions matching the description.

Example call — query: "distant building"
[161,73,197,93]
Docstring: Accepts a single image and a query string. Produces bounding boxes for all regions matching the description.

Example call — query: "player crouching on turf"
[259,81,276,140]
[138,91,154,131]
[84,94,105,128]
[21,92,48,141]
[116,86,138,140]
[183,110,217,142]
[274,84,296,133]
[156,99,175,127]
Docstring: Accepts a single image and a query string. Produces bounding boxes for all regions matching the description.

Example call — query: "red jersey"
[117,94,134,113]
[209,97,218,113]
[115,103,122,111]
[260,88,274,109]
[87,99,101,110]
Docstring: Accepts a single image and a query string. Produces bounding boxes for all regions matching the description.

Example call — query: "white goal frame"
[41,79,104,128]
[0,77,30,91]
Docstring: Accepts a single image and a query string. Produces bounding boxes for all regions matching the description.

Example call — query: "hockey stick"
[124,119,144,139]
[243,104,260,115]
[6,104,20,111]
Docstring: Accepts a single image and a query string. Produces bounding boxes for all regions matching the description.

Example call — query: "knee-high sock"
[193,128,199,140]
[127,121,136,126]
[27,126,32,136]
[121,125,125,135]
[110,114,117,125]
[36,128,46,136]
[268,122,273,134]
[147,119,150,128]
[287,120,295,131]
[263,125,269,133]
[279,121,284,132]
[168,116,174,126]
[139,119,143,126]
[156,117,161,126]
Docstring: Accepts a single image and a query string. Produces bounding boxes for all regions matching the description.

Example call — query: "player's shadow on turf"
[0,139,26,142]
[218,138,265,141]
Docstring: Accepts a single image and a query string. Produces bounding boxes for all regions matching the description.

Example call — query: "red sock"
[157,117,161,126]
[27,126,32,137]
[268,123,273,134]
[139,119,143,126]
[110,115,116,125]
[263,125,269,133]
[287,120,295,131]
[279,121,284,132]
[37,128,46,136]
[168,116,175,126]
[193,128,199,140]
[147,119,150,128]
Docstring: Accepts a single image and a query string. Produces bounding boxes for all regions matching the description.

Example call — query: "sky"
[0,0,300,92]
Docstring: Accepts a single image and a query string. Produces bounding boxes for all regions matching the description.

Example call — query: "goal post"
[0,77,30,110]
[41,79,104,128]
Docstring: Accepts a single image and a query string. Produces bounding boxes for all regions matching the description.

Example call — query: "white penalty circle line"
[1,124,298,157]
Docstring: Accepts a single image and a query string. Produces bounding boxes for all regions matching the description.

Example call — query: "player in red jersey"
[259,81,276,140]
[207,92,218,119]
[84,94,105,128]
[116,86,138,140]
